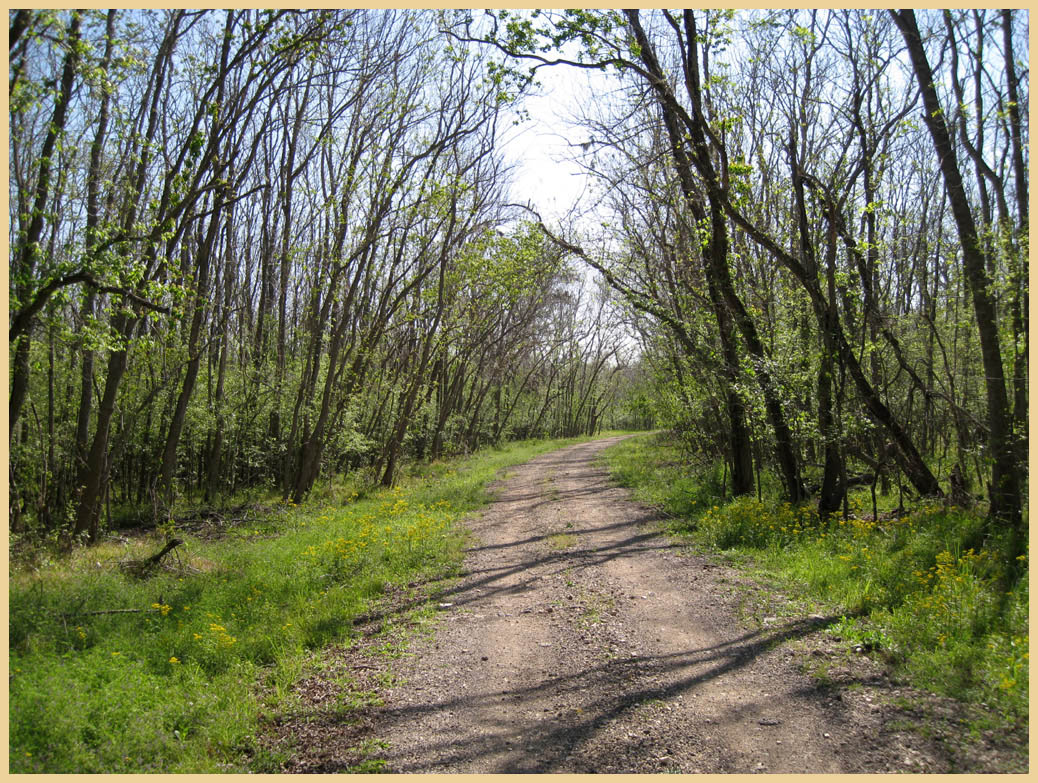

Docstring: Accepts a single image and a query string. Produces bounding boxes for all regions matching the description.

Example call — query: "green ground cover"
[603,432,1028,729]
[8,433,618,773]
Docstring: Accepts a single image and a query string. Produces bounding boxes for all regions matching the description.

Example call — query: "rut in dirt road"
[337,436,941,773]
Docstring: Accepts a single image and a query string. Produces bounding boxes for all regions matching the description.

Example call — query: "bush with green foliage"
[604,433,1028,727]
[9,434,606,773]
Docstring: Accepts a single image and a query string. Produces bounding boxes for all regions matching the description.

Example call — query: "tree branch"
[9,271,172,342]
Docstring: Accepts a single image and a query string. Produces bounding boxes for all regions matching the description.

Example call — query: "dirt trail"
[280,436,1018,773]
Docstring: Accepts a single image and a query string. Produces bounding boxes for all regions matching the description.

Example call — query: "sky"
[494,59,642,355]
[498,61,606,227]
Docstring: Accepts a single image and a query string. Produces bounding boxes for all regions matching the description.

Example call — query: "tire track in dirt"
[317,436,965,773]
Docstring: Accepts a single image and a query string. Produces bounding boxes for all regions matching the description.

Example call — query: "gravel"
[267,436,1027,774]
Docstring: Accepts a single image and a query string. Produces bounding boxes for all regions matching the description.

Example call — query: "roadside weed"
[9,433,615,773]
[604,433,1029,727]
[547,531,578,550]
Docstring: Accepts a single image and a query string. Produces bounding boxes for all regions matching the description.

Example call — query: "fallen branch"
[59,607,157,617]
[119,538,184,578]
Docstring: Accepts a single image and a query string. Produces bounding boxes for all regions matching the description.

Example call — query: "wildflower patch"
[604,433,1029,729]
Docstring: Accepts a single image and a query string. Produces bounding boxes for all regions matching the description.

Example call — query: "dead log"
[119,538,184,578]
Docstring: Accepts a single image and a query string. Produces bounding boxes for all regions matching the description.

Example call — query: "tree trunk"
[892,10,1023,558]
[1001,9,1029,472]
[9,13,82,436]
[157,197,221,502]
[73,319,135,540]
[625,10,800,500]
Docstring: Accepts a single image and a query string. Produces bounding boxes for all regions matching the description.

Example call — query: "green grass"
[604,434,725,519]
[602,432,1029,729]
[9,432,621,773]
[546,532,577,550]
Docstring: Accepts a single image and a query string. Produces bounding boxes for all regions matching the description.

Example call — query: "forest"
[9,9,645,542]
[6,8,1029,772]
[8,9,1026,552]
[8,7,1025,556]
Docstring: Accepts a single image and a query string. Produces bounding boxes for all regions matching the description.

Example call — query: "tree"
[891,10,1024,563]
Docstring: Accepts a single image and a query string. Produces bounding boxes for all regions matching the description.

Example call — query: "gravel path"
[362,437,872,772]
[275,435,1026,773]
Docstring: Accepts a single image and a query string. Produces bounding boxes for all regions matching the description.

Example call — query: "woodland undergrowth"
[604,433,1028,730]
[8,433,609,773]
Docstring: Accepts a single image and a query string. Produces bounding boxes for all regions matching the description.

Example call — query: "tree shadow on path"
[372,613,848,772]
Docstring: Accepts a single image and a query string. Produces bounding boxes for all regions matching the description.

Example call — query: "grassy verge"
[602,432,1028,729]
[8,433,620,773]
